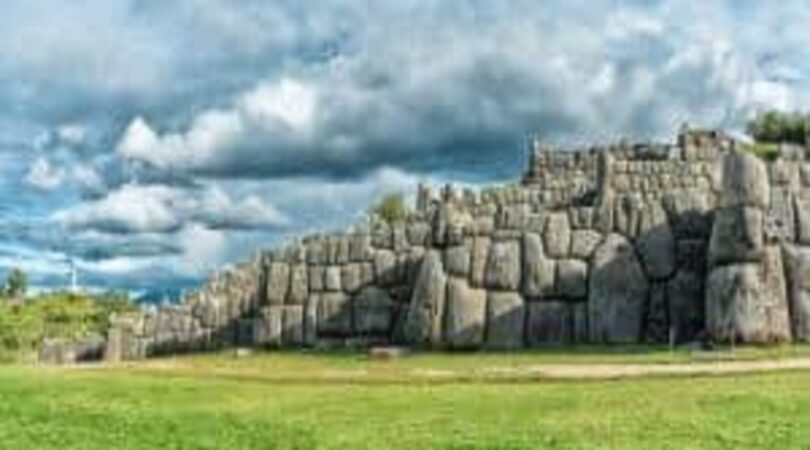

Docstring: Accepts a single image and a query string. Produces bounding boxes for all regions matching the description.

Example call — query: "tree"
[370,192,410,224]
[4,268,27,300]
[747,110,810,145]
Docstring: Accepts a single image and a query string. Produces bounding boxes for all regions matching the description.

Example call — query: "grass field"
[1,349,810,449]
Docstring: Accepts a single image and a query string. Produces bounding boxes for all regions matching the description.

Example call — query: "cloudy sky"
[0,0,807,296]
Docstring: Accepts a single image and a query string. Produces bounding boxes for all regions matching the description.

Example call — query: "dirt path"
[93,355,810,383]
[476,357,810,380]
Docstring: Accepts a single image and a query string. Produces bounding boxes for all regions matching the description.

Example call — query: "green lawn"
[1,350,810,449]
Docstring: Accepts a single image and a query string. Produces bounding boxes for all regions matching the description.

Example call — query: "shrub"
[740,142,780,162]
[0,290,137,362]
[747,110,810,145]
[370,192,410,224]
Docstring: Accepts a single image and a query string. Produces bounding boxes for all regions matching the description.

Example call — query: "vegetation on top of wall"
[746,110,810,146]
[370,192,410,224]
[740,142,781,162]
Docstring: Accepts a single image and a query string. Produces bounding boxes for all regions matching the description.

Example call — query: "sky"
[0,0,808,297]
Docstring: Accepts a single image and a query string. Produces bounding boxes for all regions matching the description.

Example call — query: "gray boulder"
[444,277,486,348]
[569,229,603,260]
[666,270,704,342]
[526,301,571,345]
[353,286,394,336]
[317,292,353,337]
[374,250,398,286]
[588,233,649,343]
[484,240,521,290]
[324,266,342,292]
[522,233,555,298]
[705,247,791,343]
[470,236,491,287]
[282,305,305,345]
[708,207,764,268]
[636,202,675,280]
[718,150,770,209]
[266,262,290,305]
[308,266,325,292]
[341,263,362,294]
[444,244,471,278]
[795,197,810,245]
[485,291,525,349]
[783,245,810,341]
[555,259,588,299]
[288,264,308,304]
[402,250,447,346]
[543,212,571,258]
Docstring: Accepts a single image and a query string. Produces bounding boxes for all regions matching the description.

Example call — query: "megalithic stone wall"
[102,128,810,362]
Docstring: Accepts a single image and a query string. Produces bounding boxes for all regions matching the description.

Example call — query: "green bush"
[0,291,136,362]
[747,110,810,145]
[741,142,781,162]
[370,192,410,224]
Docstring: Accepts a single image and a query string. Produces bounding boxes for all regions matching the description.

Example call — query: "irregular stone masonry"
[103,127,810,361]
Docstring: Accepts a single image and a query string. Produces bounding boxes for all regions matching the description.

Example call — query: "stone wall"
[103,127,810,361]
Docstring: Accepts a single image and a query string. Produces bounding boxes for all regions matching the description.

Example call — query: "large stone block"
[662,190,712,239]
[444,244,471,278]
[324,266,342,292]
[784,245,810,341]
[766,188,796,242]
[485,291,525,349]
[555,259,588,299]
[795,197,810,245]
[588,233,649,343]
[349,232,371,262]
[341,263,363,294]
[406,221,432,247]
[526,301,571,345]
[317,292,353,337]
[676,239,708,275]
[718,150,769,209]
[255,306,283,346]
[444,277,486,348]
[614,195,643,238]
[484,240,521,290]
[708,207,764,267]
[288,264,308,304]
[644,284,669,343]
[544,212,571,258]
[353,286,394,336]
[374,250,398,286]
[402,250,447,346]
[569,229,602,260]
[470,236,491,287]
[705,248,791,343]
[304,294,319,345]
[308,266,325,292]
[667,270,704,342]
[522,233,555,298]
[636,202,675,281]
[266,262,290,305]
[282,305,305,345]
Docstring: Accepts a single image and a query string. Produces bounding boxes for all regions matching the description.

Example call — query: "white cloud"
[111,1,803,180]
[240,78,318,131]
[54,184,180,234]
[56,124,87,146]
[24,157,65,190]
[52,182,289,234]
